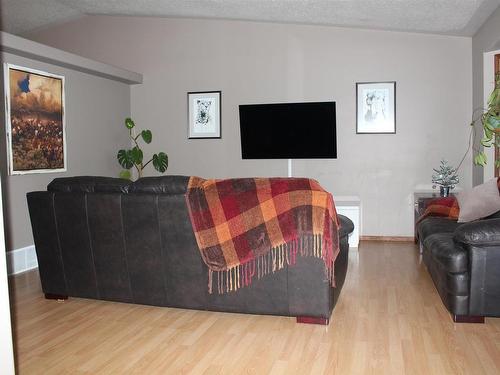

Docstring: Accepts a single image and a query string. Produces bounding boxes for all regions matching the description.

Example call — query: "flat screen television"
[239,101,336,159]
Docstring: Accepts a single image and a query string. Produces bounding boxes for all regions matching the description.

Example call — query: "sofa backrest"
[128,176,189,194]
[48,176,131,193]
[47,175,190,195]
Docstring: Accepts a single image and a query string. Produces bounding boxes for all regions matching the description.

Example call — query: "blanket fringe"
[208,234,334,294]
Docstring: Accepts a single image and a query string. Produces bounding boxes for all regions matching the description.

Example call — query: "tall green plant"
[473,72,500,168]
[117,118,168,180]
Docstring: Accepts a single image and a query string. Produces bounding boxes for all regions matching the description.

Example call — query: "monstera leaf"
[130,146,143,164]
[117,149,134,169]
[153,152,168,173]
[125,118,135,129]
[141,130,152,144]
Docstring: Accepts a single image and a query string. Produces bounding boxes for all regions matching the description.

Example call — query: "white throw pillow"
[457,178,500,222]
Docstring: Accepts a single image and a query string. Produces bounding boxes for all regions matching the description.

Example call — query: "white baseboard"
[6,245,38,275]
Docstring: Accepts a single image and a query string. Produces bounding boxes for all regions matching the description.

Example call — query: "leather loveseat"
[27,176,354,324]
[417,211,500,322]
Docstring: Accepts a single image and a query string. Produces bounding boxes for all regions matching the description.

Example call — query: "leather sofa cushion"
[418,217,463,242]
[338,214,354,239]
[453,218,500,246]
[48,176,130,193]
[423,233,468,273]
[128,176,190,194]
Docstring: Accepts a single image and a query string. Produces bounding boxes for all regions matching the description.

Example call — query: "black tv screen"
[239,101,336,159]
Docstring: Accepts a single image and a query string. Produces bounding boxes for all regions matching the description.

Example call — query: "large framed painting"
[188,91,221,139]
[356,81,396,134]
[4,64,66,175]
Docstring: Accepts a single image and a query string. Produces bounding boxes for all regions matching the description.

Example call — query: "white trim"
[6,245,38,275]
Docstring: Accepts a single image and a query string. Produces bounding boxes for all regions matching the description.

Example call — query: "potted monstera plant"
[473,72,500,168]
[117,118,168,180]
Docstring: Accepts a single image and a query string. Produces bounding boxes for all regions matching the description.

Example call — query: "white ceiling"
[1,0,499,37]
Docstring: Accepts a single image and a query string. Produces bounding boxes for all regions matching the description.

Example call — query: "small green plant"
[117,118,168,180]
[473,72,500,168]
[432,159,459,189]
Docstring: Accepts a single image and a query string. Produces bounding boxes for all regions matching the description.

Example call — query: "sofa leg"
[452,315,484,323]
[45,293,68,301]
[296,316,329,325]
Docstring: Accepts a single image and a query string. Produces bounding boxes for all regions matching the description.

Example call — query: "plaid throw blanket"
[418,196,460,223]
[186,177,340,294]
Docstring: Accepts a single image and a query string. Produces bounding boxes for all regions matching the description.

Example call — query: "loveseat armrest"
[453,219,500,317]
[453,218,500,247]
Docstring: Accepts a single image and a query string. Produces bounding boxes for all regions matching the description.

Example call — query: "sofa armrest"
[453,218,500,246]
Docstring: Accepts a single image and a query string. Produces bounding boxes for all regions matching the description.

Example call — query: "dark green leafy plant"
[473,72,500,168]
[117,118,168,180]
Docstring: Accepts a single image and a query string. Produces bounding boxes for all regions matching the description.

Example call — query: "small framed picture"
[188,91,221,139]
[356,81,396,134]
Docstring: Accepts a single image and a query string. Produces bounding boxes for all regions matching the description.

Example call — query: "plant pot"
[440,186,451,197]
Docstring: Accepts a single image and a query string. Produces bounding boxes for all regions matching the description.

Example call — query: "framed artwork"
[4,63,66,175]
[356,81,396,134]
[188,91,221,139]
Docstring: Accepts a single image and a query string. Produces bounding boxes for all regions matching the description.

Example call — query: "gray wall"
[0,49,131,251]
[29,16,473,237]
[472,5,500,186]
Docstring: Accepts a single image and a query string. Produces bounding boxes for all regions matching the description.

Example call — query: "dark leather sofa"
[27,176,354,324]
[417,211,500,322]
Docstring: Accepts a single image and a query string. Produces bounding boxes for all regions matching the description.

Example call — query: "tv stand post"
[288,159,292,177]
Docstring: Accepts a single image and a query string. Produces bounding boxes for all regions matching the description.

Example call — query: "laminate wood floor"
[8,241,500,374]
